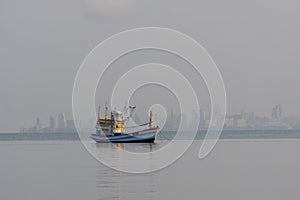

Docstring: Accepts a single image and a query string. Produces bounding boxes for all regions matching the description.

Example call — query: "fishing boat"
[91,105,159,143]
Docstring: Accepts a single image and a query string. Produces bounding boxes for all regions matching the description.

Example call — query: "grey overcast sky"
[0,0,299,131]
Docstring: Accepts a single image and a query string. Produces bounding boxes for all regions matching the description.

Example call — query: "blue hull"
[91,134,155,143]
[91,128,158,143]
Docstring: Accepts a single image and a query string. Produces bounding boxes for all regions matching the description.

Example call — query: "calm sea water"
[1,129,300,141]
[0,130,299,200]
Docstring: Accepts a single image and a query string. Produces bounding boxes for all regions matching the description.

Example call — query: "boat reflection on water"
[113,143,153,151]
[95,142,155,153]
[115,143,125,149]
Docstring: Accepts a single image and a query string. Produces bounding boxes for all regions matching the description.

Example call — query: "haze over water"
[1,0,300,199]
[0,130,300,200]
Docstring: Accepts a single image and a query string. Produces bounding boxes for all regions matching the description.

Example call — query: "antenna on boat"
[129,106,136,118]
[105,101,108,120]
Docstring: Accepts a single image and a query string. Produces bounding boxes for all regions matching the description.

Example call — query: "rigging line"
[125,122,151,128]
[125,119,162,128]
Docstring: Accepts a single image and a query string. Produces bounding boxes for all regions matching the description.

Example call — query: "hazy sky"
[0,0,299,131]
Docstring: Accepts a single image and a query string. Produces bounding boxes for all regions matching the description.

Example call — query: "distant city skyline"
[20,104,300,133]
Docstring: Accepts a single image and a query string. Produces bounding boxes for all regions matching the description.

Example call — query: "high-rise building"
[66,120,76,132]
[190,109,200,130]
[170,109,174,130]
[199,109,206,129]
[180,113,187,130]
[58,113,66,129]
[36,118,41,130]
[246,112,255,127]
[49,116,56,131]
[272,104,282,120]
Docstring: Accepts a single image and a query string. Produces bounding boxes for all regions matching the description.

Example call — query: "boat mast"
[149,110,153,128]
[97,105,100,119]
